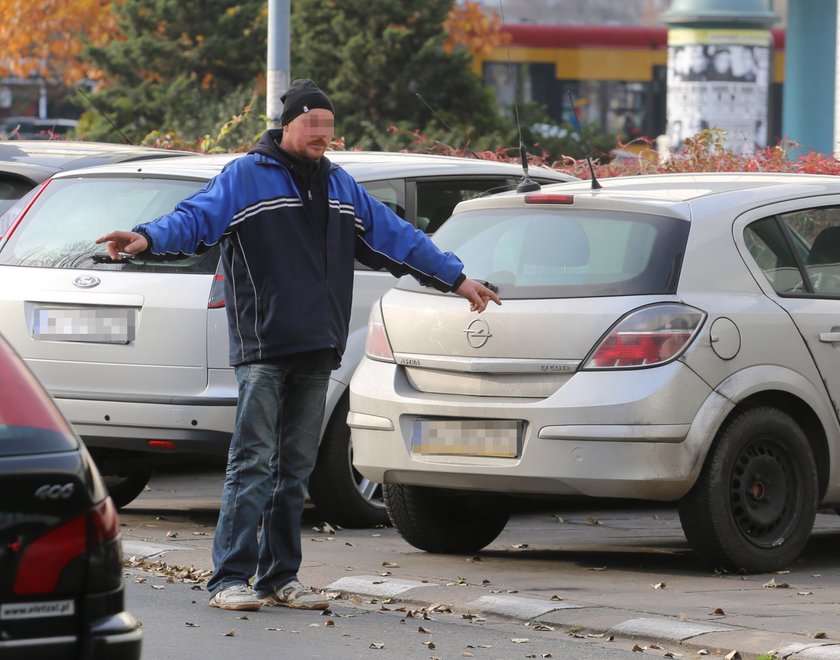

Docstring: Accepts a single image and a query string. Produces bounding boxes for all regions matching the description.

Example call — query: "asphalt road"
[119,467,840,660]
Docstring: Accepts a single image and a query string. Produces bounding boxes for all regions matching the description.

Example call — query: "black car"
[0,140,193,234]
[0,332,141,659]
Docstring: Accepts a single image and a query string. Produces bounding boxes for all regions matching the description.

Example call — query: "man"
[96,79,500,612]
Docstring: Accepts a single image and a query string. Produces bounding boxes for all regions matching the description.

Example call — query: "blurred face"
[281,108,335,160]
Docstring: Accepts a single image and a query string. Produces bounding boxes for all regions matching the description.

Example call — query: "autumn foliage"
[0,0,120,85]
[444,0,511,58]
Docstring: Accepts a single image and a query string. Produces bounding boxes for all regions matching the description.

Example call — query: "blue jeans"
[207,362,329,598]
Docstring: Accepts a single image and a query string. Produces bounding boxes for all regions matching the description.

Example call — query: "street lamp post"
[266,0,290,130]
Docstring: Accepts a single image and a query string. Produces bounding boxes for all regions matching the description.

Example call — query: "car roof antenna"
[497,1,540,194]
[414,92,479,159]
[76,86,133,145]
[566,90,602,190]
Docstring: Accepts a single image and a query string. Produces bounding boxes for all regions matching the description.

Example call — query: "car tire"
[678,407,818,573]
[383,483,509,553]
[308,394,389,529]
[103,471,151,509]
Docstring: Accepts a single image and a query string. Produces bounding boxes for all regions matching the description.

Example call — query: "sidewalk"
[119,497,840,660]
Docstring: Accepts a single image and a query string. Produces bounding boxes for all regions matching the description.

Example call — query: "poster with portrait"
[666,28,772,154]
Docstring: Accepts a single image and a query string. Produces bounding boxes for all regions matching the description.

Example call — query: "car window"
[0,337,78,456]
[362,179,405,218]
[415,178,514,234]
[0,176,218,273]
[745,209,840,297]
[0,174,35,216]
[399,207,688,299]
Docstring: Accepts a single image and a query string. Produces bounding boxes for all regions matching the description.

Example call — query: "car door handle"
[819,332,840,343]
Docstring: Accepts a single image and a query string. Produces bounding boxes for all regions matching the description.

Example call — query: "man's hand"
[455,278,501,313]
[95,231,148,260]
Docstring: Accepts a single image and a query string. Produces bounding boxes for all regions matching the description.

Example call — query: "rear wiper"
[91,252,135,263]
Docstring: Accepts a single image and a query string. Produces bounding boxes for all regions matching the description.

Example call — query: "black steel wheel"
[679,407,818,573]
[308,394,389,529]
[384,483,509,554]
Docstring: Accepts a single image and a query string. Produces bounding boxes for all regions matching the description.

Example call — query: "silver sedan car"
[348,172,840,573]
[0,150,572,528]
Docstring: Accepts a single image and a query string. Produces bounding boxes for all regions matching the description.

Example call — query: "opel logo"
[73,275,101,289]
[464,318,492,349]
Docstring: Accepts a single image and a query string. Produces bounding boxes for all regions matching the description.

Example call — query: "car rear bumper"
[0,612,141,660]
[349,357,715,501]
[54,394,236,456]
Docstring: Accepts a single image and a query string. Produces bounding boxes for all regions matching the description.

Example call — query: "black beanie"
[280,79,335,126]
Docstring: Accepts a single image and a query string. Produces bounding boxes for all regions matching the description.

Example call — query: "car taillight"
[13,498,120,595]
[583,303,705,369]
[364,301,394,363]
[13,515,87,595]
[208,273,225,309]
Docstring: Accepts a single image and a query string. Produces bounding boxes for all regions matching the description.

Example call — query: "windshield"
[398,207,689,299]
[0,176,215,272]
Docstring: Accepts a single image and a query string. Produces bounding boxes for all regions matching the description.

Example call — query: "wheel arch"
[710,364,840,502]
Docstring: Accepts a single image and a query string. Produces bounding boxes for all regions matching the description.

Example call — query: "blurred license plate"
[411,419,523,458]
[33,307,135,344]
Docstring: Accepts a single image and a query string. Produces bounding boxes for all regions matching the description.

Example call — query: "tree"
[0,0,118,85]
[443,0,510,59]
[290,0,501,150]
[78,0,267,144]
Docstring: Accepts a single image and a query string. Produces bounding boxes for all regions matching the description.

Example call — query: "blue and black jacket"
[133,130,466,366]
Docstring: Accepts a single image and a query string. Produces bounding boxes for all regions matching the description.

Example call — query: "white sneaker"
[258,579,329,610]
[209,584,261,611]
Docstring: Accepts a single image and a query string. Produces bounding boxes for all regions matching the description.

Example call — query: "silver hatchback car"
[348,172,840,573]
[0,150,572,528]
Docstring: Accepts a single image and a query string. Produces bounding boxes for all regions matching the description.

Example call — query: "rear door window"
[413,178,515,234]
[745,208,840,297]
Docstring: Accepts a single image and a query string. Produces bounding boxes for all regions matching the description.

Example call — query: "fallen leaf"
[423,641,436,649]
[632,644,644,652]
[550,595,563,601]
[797,591,813,596]
[587,516,601,525]
[698,650,709,656]
[710,608,726,615]
[223,630,235,637]
[763,578,790,589]
[151,585,165,590]
[185,622,198,627]
[382,561,399,568]
[724,651,741,660]
[418,626,431,634]
[165,531,178,538]
[325,620,335,627]
[265,627,283,632]
[652,582,666,589]
[814,632,828,639]
[369,642,384,649]
[532,624,555,631]
[511,544,529,549]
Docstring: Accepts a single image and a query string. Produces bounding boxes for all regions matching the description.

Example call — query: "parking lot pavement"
[120,468,840,660]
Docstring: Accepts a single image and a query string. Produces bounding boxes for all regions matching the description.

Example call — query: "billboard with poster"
[666,28,772,154]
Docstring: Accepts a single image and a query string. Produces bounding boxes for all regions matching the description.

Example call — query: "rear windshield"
[398,207,689,299]
[0,338,78,456]
[0,176,216,273]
